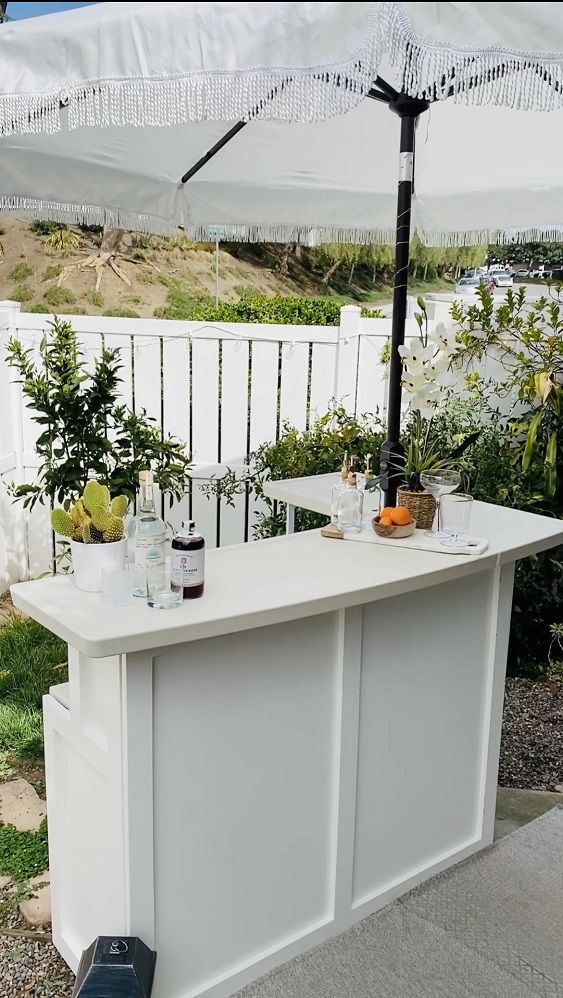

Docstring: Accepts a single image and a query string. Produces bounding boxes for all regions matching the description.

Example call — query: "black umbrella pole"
[380,113,416,505]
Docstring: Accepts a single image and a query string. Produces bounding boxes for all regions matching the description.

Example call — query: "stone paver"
[19,872,51,928]
[495,785,563,840]
[0,778,46,832]
[0,875,11,889]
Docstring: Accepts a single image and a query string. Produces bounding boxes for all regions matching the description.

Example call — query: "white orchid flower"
[398,339,434,369]
[402,371,428,393]
[434,369,459,390]
[412,398,440,419]
[429,321,460,353]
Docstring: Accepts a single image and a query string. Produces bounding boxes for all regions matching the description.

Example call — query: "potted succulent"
[51,480,129,592]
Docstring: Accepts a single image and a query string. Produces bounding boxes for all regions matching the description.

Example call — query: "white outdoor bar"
[11,497,563,998]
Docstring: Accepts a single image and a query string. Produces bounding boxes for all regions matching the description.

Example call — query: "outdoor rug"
[234,807,563,998]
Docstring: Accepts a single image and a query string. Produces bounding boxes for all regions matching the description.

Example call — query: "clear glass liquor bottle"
[128,470,167,596]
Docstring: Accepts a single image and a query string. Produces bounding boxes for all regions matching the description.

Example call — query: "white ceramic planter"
[70,539,126,593]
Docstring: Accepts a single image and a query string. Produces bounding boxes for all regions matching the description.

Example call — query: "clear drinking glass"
[337,486,361,533]
[146,565,182,609]
[331,483,346,524]
[420,470,461,539]
[440,493,473,547]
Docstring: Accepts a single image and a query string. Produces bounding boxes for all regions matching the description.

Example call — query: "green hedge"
[155,286,382,325]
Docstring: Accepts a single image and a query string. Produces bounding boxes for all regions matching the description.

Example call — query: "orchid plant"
[394,300,473,491]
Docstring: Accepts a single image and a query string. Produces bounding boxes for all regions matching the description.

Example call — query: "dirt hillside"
[0,218,341,319]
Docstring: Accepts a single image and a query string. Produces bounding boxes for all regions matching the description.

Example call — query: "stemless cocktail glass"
[420,470,461,539]
[440,493,473,547]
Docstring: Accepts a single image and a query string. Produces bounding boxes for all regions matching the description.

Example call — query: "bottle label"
[134,532,166,569]
[171,548,204,587]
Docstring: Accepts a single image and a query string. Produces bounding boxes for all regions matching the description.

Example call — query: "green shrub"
[102,307,140,318]
[156,284,383,325]
[25,303,49,314]
[42,264,62,281]
[204,407,385,538]
[11,284,33,303]
[45,226,80,255]
[29,219,59,236]
[154,279,203,320]
[89,291,103,308]
[44,286,76,308]
[8,262,33,282]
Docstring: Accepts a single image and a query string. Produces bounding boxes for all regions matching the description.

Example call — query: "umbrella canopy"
[2,1,563,138]
[3,0,563,504]
[1,96,562,245]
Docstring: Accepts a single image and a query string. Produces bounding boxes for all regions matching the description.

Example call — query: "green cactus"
[102,516,124,543]
[83,480,111,516]
[91,510,112,533]
[111,495,129,518]
[51,508,74,538]
[74,499,87,520]
[51,478,127,544]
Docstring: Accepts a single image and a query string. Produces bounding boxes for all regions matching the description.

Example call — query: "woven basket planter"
[396,488,436,531]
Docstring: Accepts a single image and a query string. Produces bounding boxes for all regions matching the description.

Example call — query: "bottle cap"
[139,470,154,485]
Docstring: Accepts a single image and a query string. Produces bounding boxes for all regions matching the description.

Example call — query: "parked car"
[513,268,529,278]
[528,268,551,280]
[455,275,491,294]
[462,267,487,278]
[488,268,513,287]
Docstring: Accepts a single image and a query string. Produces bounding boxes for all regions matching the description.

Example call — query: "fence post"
[336,304,361,406]
[0,300,28,585]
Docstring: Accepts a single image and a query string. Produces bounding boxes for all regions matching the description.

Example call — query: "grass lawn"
[0,611,66,887]
[0,612,67,760]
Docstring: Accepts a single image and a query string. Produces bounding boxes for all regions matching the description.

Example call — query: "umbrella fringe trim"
[3,3,563,133]
[0,3,387,134]
[387,1,563,111]
[1,196,562,248]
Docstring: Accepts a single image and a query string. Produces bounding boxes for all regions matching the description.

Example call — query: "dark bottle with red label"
[171,520,205,599]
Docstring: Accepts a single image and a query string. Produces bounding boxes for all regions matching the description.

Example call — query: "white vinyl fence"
[0,297,454,587]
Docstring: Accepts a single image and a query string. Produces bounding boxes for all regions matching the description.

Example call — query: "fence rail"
[0,297,453,587]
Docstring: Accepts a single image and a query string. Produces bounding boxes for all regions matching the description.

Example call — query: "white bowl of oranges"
[372,505,416,538]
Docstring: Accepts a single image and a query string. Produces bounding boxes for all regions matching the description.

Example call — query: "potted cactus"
[51,480,129,592]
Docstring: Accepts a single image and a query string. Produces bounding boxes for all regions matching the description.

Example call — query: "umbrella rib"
[181,74,395,184]
[181,121,248,183]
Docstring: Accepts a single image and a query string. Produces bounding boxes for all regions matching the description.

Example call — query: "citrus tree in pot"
[6,317,191,510]
[51,480,129,591]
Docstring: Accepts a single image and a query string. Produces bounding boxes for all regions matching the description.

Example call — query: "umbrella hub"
[387,91,430,119]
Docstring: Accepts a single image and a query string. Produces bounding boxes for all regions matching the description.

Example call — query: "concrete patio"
[235,803,563,998]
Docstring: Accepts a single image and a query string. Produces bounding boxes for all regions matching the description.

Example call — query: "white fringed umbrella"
[2,1,563,497]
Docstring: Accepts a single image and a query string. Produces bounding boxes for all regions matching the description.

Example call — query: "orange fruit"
[378,515,393,526]
[380,506,395,518]
[390,506,411,526]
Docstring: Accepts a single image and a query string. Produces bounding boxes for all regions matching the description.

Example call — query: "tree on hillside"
[58,227,132,291]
